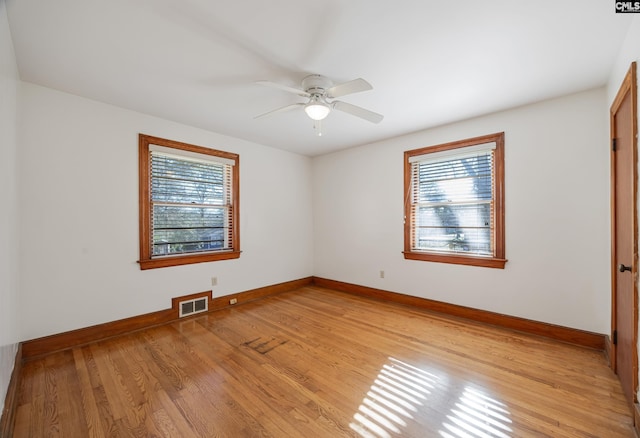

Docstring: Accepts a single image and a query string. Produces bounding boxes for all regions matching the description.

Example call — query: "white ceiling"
[6,0,633,156]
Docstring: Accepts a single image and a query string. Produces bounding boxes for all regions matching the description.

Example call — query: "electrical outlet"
[229,298,238,305]
[211,276,217,286]
[380,270,385,279]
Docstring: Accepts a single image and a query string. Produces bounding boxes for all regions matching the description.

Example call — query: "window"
[404,132,506,268]
[138,134,240,270]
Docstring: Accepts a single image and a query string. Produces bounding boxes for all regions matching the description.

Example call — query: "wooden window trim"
[138,134,240,270]
[403,132,506,269]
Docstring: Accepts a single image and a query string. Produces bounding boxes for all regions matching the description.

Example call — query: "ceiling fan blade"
[326,78,373,98]
[254,103,304,119]
[256,80,310,97]
[332,101,384,124]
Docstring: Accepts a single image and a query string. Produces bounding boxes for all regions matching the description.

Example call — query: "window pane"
[414,203,492,255]
[417,154,493,203]
[412,152,494,256]
[152,205,227,255]
[151,155,226,205]
[150,152,232,256]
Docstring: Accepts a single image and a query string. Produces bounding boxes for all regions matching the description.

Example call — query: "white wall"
[313,88,610,334]
[0,0,20,412]
[607,14,640,402]
[17,83,314,340]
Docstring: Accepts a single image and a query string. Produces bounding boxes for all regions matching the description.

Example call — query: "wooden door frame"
[610,61,638,401]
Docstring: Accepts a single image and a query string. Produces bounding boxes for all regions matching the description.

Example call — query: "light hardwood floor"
[13,286,634,437]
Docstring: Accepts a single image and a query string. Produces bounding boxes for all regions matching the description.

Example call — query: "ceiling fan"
[255,74,384,126]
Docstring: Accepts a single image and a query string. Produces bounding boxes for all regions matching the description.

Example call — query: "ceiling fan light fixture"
[304,101,330,121]
[256,75,383,125]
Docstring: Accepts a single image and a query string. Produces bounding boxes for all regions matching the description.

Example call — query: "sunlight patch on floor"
[349,357,440,437]
[350,358,513,438]
[439,387,513,438]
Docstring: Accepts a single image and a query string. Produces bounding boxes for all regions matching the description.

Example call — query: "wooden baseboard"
[0,343,23,438]
[21,277,313,360]
[312,277,606,350]
[209,277,312,312]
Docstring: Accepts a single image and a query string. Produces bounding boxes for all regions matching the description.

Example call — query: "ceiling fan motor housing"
[302,74,333,96]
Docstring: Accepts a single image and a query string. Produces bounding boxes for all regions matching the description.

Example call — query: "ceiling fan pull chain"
[314,120,323,137]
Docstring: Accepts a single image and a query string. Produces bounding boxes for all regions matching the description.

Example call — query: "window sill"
[139,250,241,270]
[403,251,507,269]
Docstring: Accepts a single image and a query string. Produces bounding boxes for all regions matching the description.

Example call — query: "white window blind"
[150,150,234,257]
[410,145,495,256]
